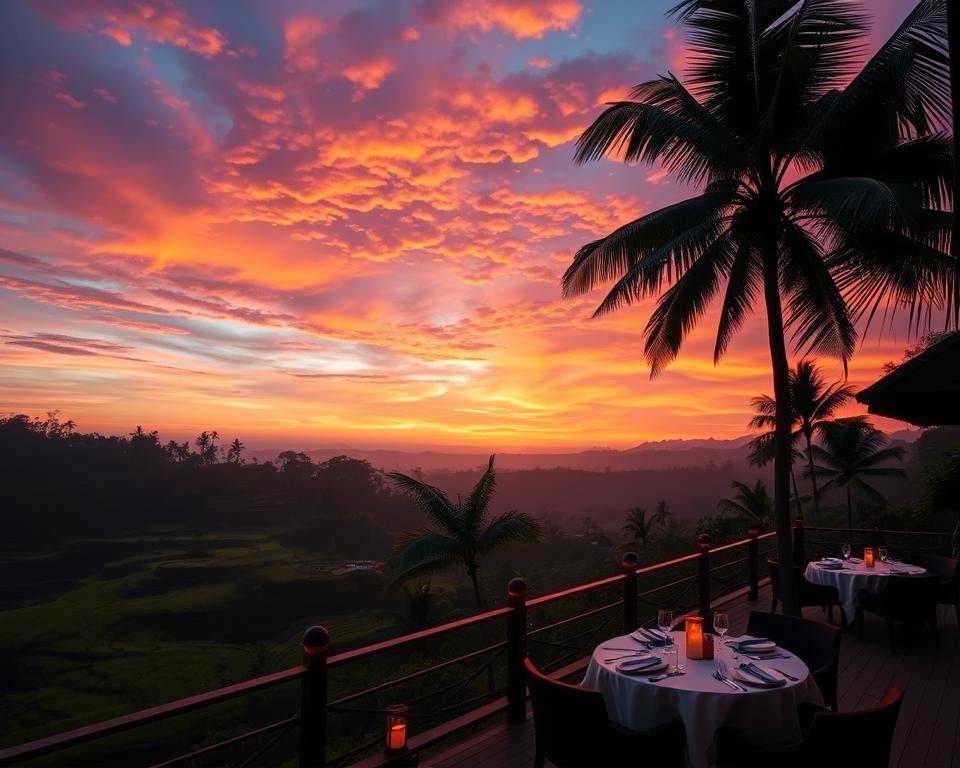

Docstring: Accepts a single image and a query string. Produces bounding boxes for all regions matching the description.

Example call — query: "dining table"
[803,557,927,622]
[582,630,823,768]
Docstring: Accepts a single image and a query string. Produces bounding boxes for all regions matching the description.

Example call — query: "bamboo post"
[506,578,527,724]
[300,626,329,768]
[621,552,639,633]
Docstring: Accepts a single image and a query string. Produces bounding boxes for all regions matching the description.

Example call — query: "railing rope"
[300,625,329,768]
[697,534,712,627]
[621,552,639,633]
[506,577,527,725]
[747,529,760,601]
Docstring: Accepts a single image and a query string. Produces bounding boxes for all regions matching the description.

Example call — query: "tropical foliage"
[749,360,855,523]
[717,480,775,530]
[563,0,955,612]
[388,455,542,610]
[624,506,656,550]
[809,417,907,528]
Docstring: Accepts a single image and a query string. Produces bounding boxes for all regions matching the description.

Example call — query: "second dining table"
[803,557,927,622]
[582,630,823,768]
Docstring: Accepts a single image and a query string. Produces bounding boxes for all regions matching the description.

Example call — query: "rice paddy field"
[0,531,403,759]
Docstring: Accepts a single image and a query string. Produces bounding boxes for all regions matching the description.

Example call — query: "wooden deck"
[424,584,960,768]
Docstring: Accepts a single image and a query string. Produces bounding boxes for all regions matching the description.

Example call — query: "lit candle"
[864,547,875,568]
[685,617,704,659]
[386,704,408,753]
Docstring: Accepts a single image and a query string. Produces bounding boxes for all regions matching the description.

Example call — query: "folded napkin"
[736,637,771,648]
[632,628,667,645]
[739,663,783,685]
[616,655,661,674]
[817,560,843,569]
[848,557,863,563]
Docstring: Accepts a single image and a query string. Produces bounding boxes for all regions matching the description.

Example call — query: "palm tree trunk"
[468,567,496,692]
[805,436,822,525]
[846,487,853,531]
[763,251,800,616]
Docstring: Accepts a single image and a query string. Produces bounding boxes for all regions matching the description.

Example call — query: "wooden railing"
[2,523,947,767]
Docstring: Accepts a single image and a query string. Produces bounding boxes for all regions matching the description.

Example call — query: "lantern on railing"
[685,616,704,659]
[386,704,408,754]
[864,547,875,568]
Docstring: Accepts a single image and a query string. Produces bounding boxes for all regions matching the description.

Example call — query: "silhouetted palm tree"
[624,507,655,549]
[652,499,672,528]
[388,455,541,611]
[750,360,854,524]
[564,0,954,613]
[809,418,906,529]
[717,480,775,530]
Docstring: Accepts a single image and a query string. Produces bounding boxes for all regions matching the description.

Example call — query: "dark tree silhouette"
[563,0,955,614]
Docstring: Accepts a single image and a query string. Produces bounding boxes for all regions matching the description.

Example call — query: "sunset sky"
[0,0,930,450]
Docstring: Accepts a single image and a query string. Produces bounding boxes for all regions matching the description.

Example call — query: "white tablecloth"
[803,560,927,621]
[582,631,823,768]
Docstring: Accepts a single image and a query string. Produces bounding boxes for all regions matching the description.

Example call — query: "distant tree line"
[0,412,417,556]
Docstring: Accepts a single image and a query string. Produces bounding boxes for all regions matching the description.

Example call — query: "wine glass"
[658,609,674,658]
[714,612,729,661]
[878,546,889,563]
[841,542,851,561]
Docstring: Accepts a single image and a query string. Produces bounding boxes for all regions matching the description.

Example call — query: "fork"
[713,667,746,692]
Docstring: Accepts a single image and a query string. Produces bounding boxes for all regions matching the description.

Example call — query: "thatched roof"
[856,332,960,426]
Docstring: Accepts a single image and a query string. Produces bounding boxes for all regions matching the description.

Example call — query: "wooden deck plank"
[418,585,960,768]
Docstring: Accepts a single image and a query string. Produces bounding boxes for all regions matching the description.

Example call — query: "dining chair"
[905,553,959,626]
[767,559,846,628]
[746,610,841,710]
[524,657,686,768]
[857,574,940,652]
[716,686,903,767]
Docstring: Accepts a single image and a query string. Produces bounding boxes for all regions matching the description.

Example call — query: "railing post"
[872,527,883,549]
[506,578,527,724]
[747,529,760,601]
[698,534,712,627]
[300,626,329,768]
[621,552,639,633]
[793,517,805,565]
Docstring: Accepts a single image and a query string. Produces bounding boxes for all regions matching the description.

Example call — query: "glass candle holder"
[864,547,875,568]
[685,616,704,659]
[386,704,408,754]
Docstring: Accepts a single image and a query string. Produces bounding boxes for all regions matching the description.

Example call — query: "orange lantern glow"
[686,616,704,659]
[864,547,875,568]
[386,704,408,753]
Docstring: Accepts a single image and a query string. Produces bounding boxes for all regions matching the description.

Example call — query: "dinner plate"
[734,639,776,653]
[731,665,787,688]
[616,656,668,675]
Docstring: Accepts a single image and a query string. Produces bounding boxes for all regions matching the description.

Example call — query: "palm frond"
[389,531,462,585]
[462,454,497,539]
[562,185,738,299]
[780,220,856,362]
[477,511,542,553]
[714,239,762,362]
[388,472,460,534]
[642,232,736,376]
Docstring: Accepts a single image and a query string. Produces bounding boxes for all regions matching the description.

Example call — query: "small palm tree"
[717,480,775,530]
[563,0,954,616]
[809,418,906,529]
[652,499,672,528]
[624,507,655,549]
[388,455,541,611]
[750,360,855,524]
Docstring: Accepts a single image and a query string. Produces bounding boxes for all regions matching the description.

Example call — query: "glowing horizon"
[0,0,929,450]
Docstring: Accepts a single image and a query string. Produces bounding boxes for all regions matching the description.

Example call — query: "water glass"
[879,546,889,563]
[841,543,851,560]
[714,612,729,660]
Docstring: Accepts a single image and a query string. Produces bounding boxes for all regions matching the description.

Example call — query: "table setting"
[582,610,823,767]
[803,544,927,621]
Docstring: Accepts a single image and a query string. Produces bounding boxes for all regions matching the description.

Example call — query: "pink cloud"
[419,0,582,39]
